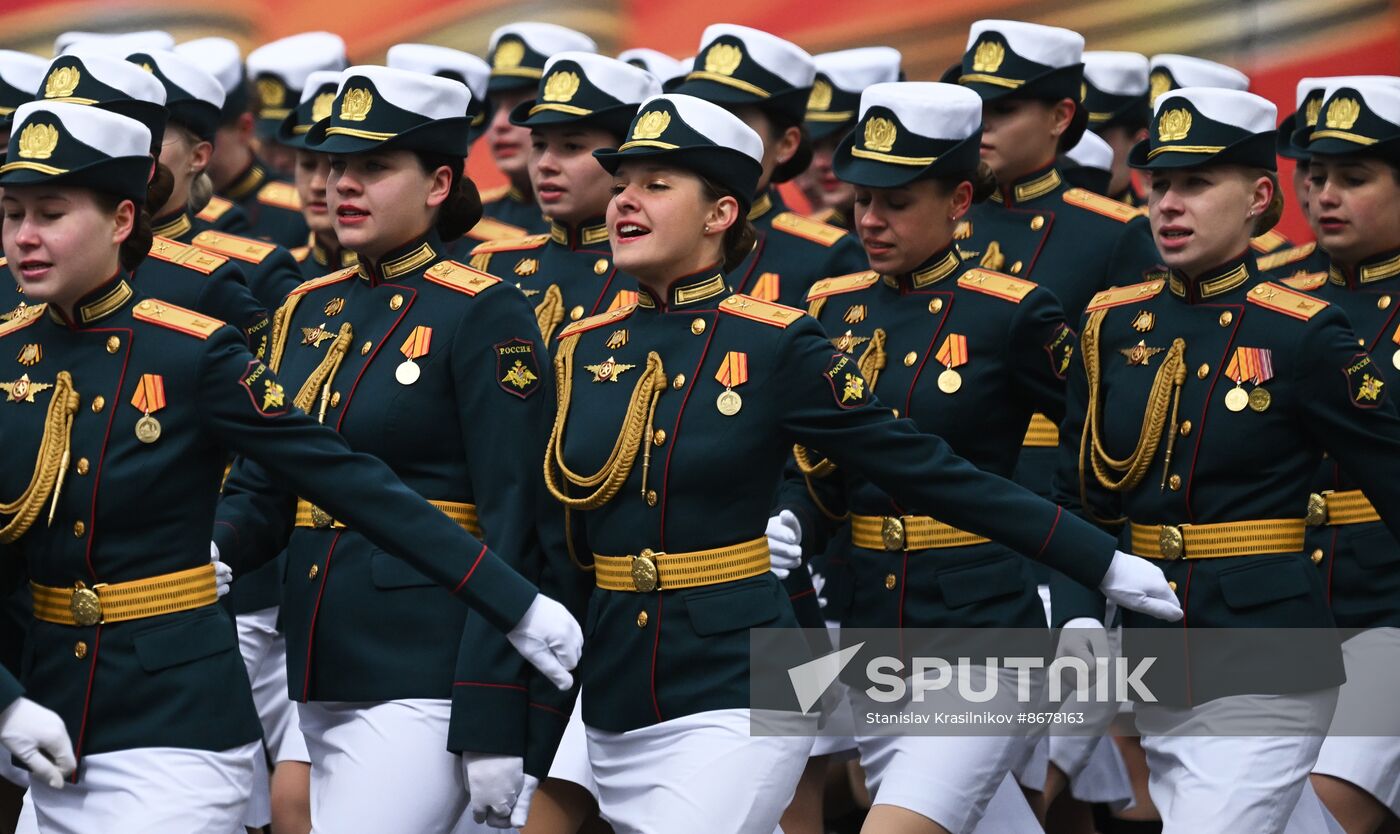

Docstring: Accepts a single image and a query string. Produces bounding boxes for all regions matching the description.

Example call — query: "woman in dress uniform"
[0,100,578,834]
[1050,86,1400,834]
[801,48,902,232]
[481,23,598,237]
[670,24,869,308]
[284,71,358,280]
[780,80,1079,834]
[213,65,569,833]
[466,52,658,342]
[527,91,1180,834]
[1290,78,1400,834]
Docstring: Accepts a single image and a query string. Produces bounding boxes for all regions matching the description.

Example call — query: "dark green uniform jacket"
[467,219,638,343]
[1291,254,1400,628]
[727,189,869,309]
[536,269,1117,737]
[480,184,549,237]
[3,278,535,771]
[786,247,1074,630]
[217,159,310,250]
[1051,255,1400,701]
[155,209,305,312]
[216,233,552,704]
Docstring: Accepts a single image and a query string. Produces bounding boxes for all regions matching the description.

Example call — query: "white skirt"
[236,605,309,828]
[24,741,259,834]
[546,694,598,797]
[299,699,467,834]
[586,708,812,834]
[1137,689,1338,834]
[1313,628,1400,816]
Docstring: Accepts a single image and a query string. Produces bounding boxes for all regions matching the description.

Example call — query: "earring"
[704,224,711,233]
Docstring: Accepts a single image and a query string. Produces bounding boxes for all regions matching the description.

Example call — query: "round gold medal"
[134,414,162,444]
[1224,386,1249,412]
[938,368,962,394]
[716,389,743,416]
[1248,386,1272,413]
[395,360,420,386]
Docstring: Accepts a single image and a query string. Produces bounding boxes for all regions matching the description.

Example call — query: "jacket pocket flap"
[684,579,782,637]
[1218,557,1310,609]
[371,550,436,589]
[938,556,1027,609]
[133,608,235,672]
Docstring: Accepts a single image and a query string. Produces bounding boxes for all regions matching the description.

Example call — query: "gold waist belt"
[294,498,481,537]
[1307,490,1380,527]
[32,564,218,627]
[851,514,990,552]
[1130,519,1306,561]
[594,537,771,592]
[1022,413,1059,448]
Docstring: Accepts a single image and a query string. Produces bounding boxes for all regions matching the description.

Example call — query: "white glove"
[0,697,76,789]
[507,595,582,691]
[766,510,803,579]
[809,564,828,610]
[513,774,540,827]
[462,752,525,828]
[1053,618,1118,728]
[210,541,232,598]
[1098,551,1183,621]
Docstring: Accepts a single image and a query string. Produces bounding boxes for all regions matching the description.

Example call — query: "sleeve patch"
[238,360,289,416]
[823,353,869,409]
[1344,354,1387,409]
[495,337,541,399]
[1044,322,1076,380]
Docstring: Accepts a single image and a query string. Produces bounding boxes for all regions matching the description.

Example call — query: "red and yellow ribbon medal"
[1224,347,1274,412]
[715,351,748,416]
[935,333,968,394]
[1391,324,1400,371]
[130,374,167,443]
[396,325,432,386]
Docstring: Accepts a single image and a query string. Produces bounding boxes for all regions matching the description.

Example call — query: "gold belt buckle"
[631,549,661,592]
[1158,525,1186,560]
[310,505,333,529]
[70,582,104,627]
[881,517,906,551]
[1305,493,1329,527]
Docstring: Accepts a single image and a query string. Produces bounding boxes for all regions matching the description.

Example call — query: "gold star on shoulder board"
[1,302,29,323]
[1120,340,1165,366]
[301,323,336,348]
[584,356,637,383]
[0,373,53,403]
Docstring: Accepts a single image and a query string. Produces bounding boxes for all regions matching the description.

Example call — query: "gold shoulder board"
[423,260,502,296]
[289,266,357,297]
[1256,242,1317,272]
[1250,228,1291,253]
[192,230,276,265]
[132,298,225,339]
[196,195,235,222]
[148,236,228,275]
[558,304,636,340]
[771,212,847,247]
[470,234,550,255]
[1085,280,1166,311]
[0,303,46,338]
[479,184,512,203]
[256,181,301,211]
[719,294,804,328]
[958,269,1038,303]
[467,217,529,242]
[1280,271,1328,292]
[0,257,8,268]
[290,245,311,263]
[807,271,879,301]
[1247,282,1330,321]
[1062,188,1139,223]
